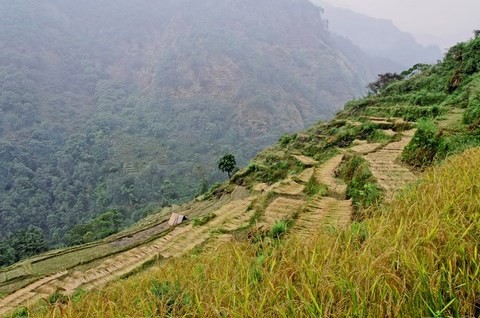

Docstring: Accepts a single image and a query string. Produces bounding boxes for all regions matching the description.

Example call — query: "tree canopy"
[217,154,237,178]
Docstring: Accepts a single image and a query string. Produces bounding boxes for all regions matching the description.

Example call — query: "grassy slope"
[4,35,480,318]
[26,148,480,317]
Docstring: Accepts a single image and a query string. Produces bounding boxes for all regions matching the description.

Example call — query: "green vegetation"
[217,154,237,179]
[24,148,480,317]
[304,175,328,197]
[0,0,380,257]
[341,35,480,170]
[66,209,124,246]
[3,10,480,318]
[337,155,383,217]
[192,213,216,227]
[402,120,441,168]
[0,226,48,267]
[46,291,69,305]
[270,220,289,239]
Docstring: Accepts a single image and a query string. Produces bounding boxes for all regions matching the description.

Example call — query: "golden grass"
[24,149,480,318]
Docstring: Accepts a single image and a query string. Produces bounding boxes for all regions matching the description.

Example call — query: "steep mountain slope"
[311,0,442,68]
[0,0,389,249]
[2,35,480,318]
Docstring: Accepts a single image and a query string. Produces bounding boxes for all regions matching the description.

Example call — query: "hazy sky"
[323,0,479,49]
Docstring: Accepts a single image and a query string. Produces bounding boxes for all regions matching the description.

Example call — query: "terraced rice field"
[350,142,382,154]
[314,154,347,197]
[272,180,305,196]
[0,194,255,316]
[262,197,304,226]
[292,154,353,239]
[294,197,353,240]
[294,167,314,183]
[0,119,419,316]
[364,130,417,199]
[292,155,318,166]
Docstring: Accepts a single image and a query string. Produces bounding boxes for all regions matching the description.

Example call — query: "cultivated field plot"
[365,130,417,199]
[0,188,252,316]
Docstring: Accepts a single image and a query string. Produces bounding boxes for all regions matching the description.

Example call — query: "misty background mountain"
[0,0,417,249]
[311,0,442,69]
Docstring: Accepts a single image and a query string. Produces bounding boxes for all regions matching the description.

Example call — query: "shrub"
[463,99,480,125]
[279,133,296,146]
[410,92,446,106]
[402,120,441,168]
[270,221,288,239]
[337,155,383,217]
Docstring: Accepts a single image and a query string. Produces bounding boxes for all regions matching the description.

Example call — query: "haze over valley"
[1,0,476,268]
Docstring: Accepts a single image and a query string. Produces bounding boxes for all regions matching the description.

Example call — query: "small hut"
[168,213,187,227]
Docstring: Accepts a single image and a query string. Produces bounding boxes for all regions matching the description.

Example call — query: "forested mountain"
[0,0,395,251]
[2,34,480,317]
[311,0,442,69]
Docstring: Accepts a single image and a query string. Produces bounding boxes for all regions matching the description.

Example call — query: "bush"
[270,221,288,239]
[337,155,383,216]
[402,120,441,168]
[410,92,446,106]
[436,134,480,161]
[328,126,357,148]
[463,99,480,125]
[357,121,377,140]
[279,133,296,146]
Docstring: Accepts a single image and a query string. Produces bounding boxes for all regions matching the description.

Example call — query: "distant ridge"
[311,0,442,68]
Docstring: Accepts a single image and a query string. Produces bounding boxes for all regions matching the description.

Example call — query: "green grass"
[337,155,383,218]
[23,148,480,318]
[304,175,328,197]
[270,221,289,239]
[192,213,217,227]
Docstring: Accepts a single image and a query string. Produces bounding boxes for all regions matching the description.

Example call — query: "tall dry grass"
[25,149,480,318]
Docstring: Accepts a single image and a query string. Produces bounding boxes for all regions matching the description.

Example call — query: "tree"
[0,241,16,267]
[367,73,404,94]
[217,154,237,178]
[474,30,480,38]
[10,226,49,260]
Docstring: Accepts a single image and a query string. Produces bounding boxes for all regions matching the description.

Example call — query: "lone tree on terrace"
[217,154,237,178]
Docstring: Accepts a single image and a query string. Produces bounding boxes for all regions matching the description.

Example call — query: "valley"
[0,114,417,316]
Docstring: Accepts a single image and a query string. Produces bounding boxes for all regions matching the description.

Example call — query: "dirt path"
[364,129,417,200]
[0,197,255,316]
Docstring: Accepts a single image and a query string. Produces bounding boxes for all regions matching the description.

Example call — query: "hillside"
[0,0,397,252]
[1,35,480,317]
[311,0,442,69]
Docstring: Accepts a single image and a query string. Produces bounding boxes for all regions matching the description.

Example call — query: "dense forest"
[0,0,398,262]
